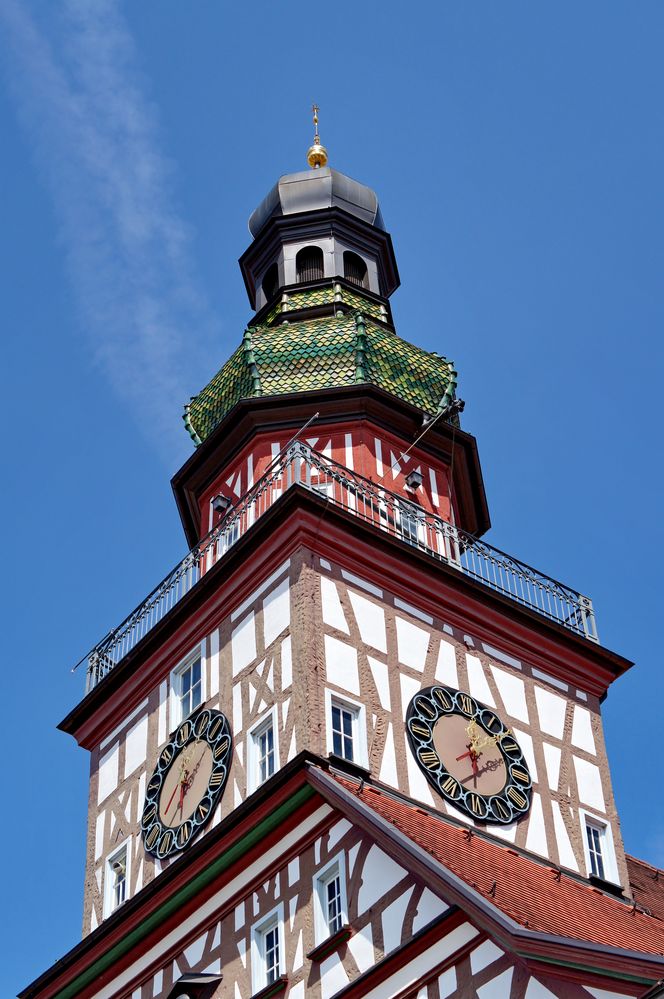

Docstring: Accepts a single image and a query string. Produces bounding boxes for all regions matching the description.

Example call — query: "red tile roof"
[335,776,664,957]
[628,854,664,923]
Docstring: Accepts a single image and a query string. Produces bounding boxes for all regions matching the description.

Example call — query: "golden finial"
[307,103,329,169]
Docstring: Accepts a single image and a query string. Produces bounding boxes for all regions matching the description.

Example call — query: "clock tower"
[22,119,664,999]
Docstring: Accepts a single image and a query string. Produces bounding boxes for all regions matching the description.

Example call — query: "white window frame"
[313,853,348,944]
[251,903,284,993]
[579,808,620,885]
[324,689,368,768]
[170,644,206,729]
[103,836,131,919]
[247,705,280,794]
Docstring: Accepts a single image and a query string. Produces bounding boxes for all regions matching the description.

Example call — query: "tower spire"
[307,102,329,169]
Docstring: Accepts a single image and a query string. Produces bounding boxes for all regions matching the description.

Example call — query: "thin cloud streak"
[0,0,218,464]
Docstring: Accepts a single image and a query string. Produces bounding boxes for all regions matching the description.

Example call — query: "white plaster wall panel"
[234,781,242,808]
[382,885,415,954]
[95,812,105,860]
[321,577,350,634]
[124,714,148,780]
[288,895,298,930]
[543,743,561,791]
[343,925,373,982]
[411,888,449,934]
[231,612,257,676]
[438,968,456,998]
[342,568,382,598]
[231,561,291,622]
[577,689,588,701]
[237,936,247,968]
[344,432,354,469]
[348,842,361,877]
[534,686,567,738]
[477,968,513,998]
[525,981,559,998]
[466,654,495,707]
[158,681,168,746]
[232,683,243,733]
[262,578,290,648]
[532,668,567,692]
[288,857,299,886]
[470,939,505,974]
[320,953,350,999]
[573,757,606,812]
[551,800,579,871]
[400,673,421,710]
[571,705,596,755]
[482,643,521,670]
[97,743,119,804]
[266,660,274,693]
[367,656,391,710]
[357,845,408,911]
[287,727,296,761]
[281,696,289,726]
[394,597,433,624]
[525,793,548,858]
[281,636,292,690]
[586,989,635,999]
[396,617,430,671]
[489,820,517,843]
[490,666,529,722]
[90,909,98,932]
[292,931,303,972]
[513,728,538,782]
[95,867,102,892]
[327,818,352,850]
[406,745,436,806]
[209,629,220,699]
[428,467,440,506]
[324,635,360,695]
[289,985,304,999]
[379,723,399,787]
[435,639,458,687]
[153,970,163,995]
[235,902,245,931]
[320,557,331,571]
[314,837,322,865]
[99,698,149,752]
[184,933,206,966]
[348,589,387,651]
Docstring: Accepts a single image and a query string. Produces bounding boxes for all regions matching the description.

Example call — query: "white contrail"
[0,0,219,464]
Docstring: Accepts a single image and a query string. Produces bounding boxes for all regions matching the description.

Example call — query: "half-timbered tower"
[21,119,664,999]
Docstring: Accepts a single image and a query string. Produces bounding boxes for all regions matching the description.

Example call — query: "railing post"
[579,594,598,643]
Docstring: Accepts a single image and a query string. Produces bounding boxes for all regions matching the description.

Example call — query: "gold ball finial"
[307,103,328,169]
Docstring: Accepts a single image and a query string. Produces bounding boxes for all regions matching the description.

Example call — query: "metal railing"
[80,442,598,691]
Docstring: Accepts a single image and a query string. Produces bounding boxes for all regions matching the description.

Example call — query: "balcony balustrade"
[79,442,598,692]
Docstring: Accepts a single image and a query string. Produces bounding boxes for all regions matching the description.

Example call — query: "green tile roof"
[184,311,457,445]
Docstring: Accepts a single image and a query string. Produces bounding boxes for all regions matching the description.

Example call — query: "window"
[580,809,620,886]
[296,245,324,282]
[325,690,367,767]
[314,855,347,943]
[171,648,204,727]
[247,707,279,793]
[343,250,368,289]
[262,262,279,302]
[103,840,130,918]
[252,905,284,992]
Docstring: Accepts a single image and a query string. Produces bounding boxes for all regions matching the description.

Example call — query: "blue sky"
[2,2,662,994]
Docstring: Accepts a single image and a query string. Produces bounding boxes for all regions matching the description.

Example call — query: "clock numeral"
[501,739,520,756]
[147,773,162,797]
[432,687,453,712]
[145,824,161,851]
[491,797,511,821]
[506,786,528,810]
[207,717,224,741]
[457,693,474,716]
[176,822,192,850]
[196,800,211,823]
[194,711,211,738]
[440,775,460,798]
[213,737,230,762]
[415,696,436,720]
[209,767,226,790]
[467,793,487,818]
[176,721,192,746]
[158,746,174,770]
[158,830,174,857]
[481,711,502,734]
[510,766,530,787]
[418,748,440,771]
[409,720,431,740]
[141,803,157,828]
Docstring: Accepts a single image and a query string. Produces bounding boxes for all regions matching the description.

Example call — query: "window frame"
[247,705,280,794]
[251,903,284,993]
[103,837,131,919]
[324,689,368,768]
[313,853,348,945]
[170,644,206,729]
[579,808,620,885]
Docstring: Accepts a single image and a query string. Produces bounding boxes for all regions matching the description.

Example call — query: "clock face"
[406,685,532,825]
[141,708,232,859]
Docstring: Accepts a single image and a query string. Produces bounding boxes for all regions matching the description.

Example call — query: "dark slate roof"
[184,311,457,445]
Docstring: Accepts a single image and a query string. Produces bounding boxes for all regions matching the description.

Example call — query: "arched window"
[262,263,279,302]
[343,251,368,289]
[296,246,324,283]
